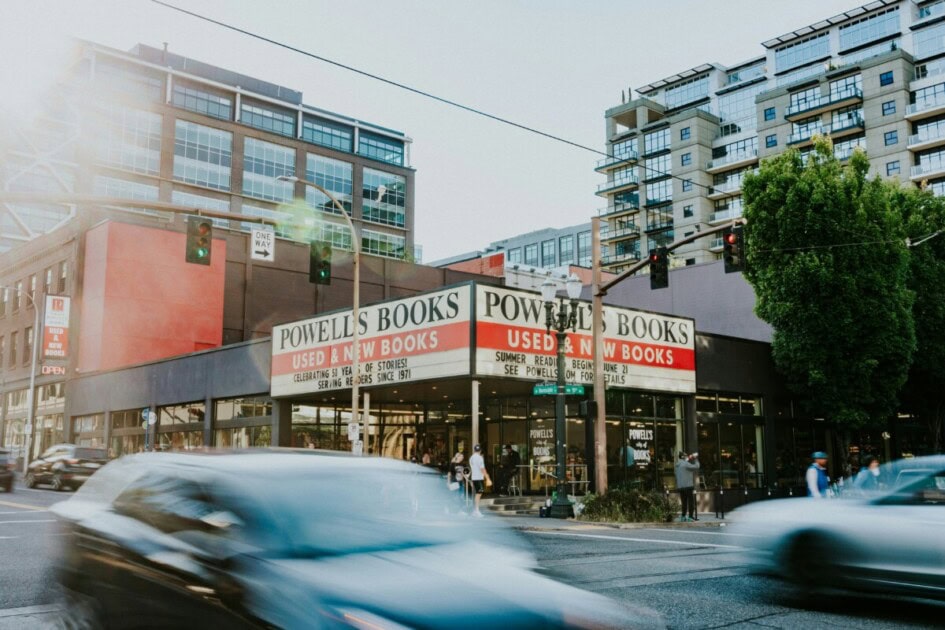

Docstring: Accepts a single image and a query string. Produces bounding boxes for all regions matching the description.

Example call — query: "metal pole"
[279,176,362,456]
[591,216,607,495]
[363,391,370,456]
[550,321,573,518]
[471,379,480,449]
[23,294,40,474]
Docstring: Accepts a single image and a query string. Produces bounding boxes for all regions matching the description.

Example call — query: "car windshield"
[219,466,507,558]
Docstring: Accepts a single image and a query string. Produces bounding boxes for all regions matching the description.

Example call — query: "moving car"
[0,448,13,492]
[25,443,107,491]
[51,450,664,629]
[732,455,945,600]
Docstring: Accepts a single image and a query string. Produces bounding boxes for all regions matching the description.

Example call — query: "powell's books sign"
[270,283,695,397]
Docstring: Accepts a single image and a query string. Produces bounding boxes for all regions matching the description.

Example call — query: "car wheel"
[60,588,103,630]
[51,474,64,492]
[783,531,852,590]
[24,473,36,488]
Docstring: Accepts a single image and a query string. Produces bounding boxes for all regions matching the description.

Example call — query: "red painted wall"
[78,221,226,373]
[443,251,505,276]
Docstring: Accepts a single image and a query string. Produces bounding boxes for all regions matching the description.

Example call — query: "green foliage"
[742,137,915,427]
[579,488,678,523]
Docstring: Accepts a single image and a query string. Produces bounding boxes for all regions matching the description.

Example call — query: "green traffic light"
[197,247,209,258]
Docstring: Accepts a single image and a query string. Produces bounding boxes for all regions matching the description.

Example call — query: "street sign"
[147,411,157,426]
[532,383,586,396]
[347,422,359,441]
[251,227,275,262]
[352,439,363,456]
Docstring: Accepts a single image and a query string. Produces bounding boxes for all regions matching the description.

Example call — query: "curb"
[511,518,727,532]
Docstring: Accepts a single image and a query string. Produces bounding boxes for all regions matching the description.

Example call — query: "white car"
[731,455,945,599]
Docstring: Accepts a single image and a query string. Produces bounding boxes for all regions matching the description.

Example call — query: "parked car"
[731,455,945,600]
[0,448,13,492]
[25,444,108,491]
[50,450,664,629]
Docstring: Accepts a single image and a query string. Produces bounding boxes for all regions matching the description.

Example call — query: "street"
[2,487,943,629]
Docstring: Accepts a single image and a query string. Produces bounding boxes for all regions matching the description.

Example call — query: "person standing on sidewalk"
[675,451,700,522]
[806,451,830,498]
[469,444,488,518]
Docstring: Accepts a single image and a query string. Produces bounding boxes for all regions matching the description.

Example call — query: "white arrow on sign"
[251,227,275,262]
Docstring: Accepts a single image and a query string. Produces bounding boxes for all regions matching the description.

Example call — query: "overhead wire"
[149,0,713,192]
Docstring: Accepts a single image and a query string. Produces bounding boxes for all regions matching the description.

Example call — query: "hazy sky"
[0,0,858,262]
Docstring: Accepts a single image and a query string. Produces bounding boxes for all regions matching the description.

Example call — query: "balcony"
[784,86,863,121]
[595,151,639,172]
[915,1,945,28]
[787,115,863,146]
[598,201,640,218]
[787,124,824,145]
[709,236,724,251]
[706,150,758,173]
[596,172,640,195]
[908,126,945,152]
[834,143,865,161]
[906,94,945,121]
[709,207,743,223]
[601,250,641,265]
[708,171,755,199]
[600,222,640,241]
[911,161,945,182]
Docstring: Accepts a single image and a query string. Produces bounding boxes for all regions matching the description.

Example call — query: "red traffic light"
[725,233,738,245]
[650,253,660,262]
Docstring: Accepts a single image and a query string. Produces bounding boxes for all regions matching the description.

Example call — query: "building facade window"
[683,205,693,218]
[682,179,692,192]
[24,327,32,362]
[13,280,22,313]
[886,160,900,176]
[766,134,778,148]
[645,179,673,206]
[882,100,896,115]
[173,120,232,191]
[664,75,709,109]
[718,82,768,137]
[171,81,233,121]
[789,86,820,111]
[577,231,591,266]
[646,207,673,231]
[831,105,863,130]
[714,136,758,160]
[524,244,539,266]
[9,331,16,366]
[93,104,162,176]
[0,289,6,317]
[302,116,354,153]
[914,22,945,60]
[884,130,898,145]
[362,168,406,227]
[242,138,295,202]
[829,74,862,98]
[644,128,671,155]
[775,33,829,73]
[58,261,68,294]
[612,137,639,159]
[95,58,163,102]
[43,268,53,296]
[879,71,894,86]
[645,154,672,180]
[72,413,105,448]
[764,107,776,121]
[917,146,945,172]
[681,152,692,167]
[558,235,574,265]
[306,154,353,216]
[834,135,866,160]
[358,132,405,166]
[93,176,165,219]
[507,248,522,264]
[838,7,899,51]
[28,275,36,306]
[362,230,406,259]
[240,101,296,137]
[540,240,555,267]
[680,127,690,141]
[0,336,4,367]
[171,191,230,229]
[646,229,674,253]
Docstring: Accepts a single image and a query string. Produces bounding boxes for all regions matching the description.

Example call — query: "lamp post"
[276,175,364,455]
[540,274,583,518]
[0,286,41,473]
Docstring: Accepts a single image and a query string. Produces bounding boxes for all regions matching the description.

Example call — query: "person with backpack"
[675,451,700,522]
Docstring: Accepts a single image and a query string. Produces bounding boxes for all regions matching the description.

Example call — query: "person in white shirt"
[469,444,488,517]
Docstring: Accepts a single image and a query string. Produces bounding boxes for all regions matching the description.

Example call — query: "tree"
[742,138,915,446]
[898,187,945,454]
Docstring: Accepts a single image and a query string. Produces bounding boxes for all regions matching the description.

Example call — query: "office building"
[598,0,945,273]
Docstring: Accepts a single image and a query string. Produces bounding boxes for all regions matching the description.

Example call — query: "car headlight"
[332,607,412,630]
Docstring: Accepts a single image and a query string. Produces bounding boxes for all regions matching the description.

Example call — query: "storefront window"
[110,409,145,458]
[72,413,105,448]
[156,430,204,451]
[215,425,271,448]
[32,414,63,459]
[159,402,205,425]
[655,419,684,489]
[565,417,587,493]
[157,402,205,452]
[697,421,720,489]
[215,396,272,421]
[291,405,344,451]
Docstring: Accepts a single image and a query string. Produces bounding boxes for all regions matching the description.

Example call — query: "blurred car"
[0,448,13,492]
[731,455,945,600]
[25,443,108,491]
[50,450,664,629]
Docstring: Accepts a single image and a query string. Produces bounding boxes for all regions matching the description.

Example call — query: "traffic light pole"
[590,217,745,494]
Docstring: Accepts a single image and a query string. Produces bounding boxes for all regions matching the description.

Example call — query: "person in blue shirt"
[853,456,882,492]
[806,451,829,498]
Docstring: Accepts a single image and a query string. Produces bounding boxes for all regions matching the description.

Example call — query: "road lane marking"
[527,530,746,549]
[0,499,50,511]
[0,519,56,524]
[645,527,762,538]
[0,510,50,515]
[0,604,62,618]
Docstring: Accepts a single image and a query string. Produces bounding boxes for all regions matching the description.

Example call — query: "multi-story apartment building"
[597,0,945,273]
[430,223,594,273]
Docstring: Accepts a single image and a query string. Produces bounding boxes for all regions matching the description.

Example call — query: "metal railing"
[785,86,862,117]
[908,125,945,147]
[600,222,639,240]
[709,207,743,223]
[912,162,945,178]
[706,149,758,170]
[595,152,638,170]
[907,93,945,117]
[596,173,640,193]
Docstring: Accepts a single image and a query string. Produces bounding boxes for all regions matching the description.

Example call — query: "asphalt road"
[522,525,945,629]
[1,487,943,629]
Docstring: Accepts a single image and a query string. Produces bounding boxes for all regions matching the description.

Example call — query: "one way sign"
[251,227,275,262]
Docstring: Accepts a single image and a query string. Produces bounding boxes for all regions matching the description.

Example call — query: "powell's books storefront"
[62,281,788,495]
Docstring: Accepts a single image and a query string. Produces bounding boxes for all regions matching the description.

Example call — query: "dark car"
[25,443,107,491]
[50,450,663,629]
[0,448,13,492]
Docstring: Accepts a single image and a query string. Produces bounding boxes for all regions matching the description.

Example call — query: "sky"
[0,0,859,262]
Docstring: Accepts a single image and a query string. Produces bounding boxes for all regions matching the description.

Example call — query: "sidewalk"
[0,605,60,629]
[503,512,729,531]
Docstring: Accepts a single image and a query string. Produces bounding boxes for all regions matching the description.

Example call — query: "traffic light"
[185,216,212,265]
[649,247,669,290]
[723,225,745,273]
[309,241,332,285]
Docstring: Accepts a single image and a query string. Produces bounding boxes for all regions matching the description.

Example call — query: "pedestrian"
[674,451,700,522]
[506,444,521,494]
[450,451,467,510]
[853,456,881,493]
[469,444,489,517]
[806,451,829,498]
[421,449,431,466]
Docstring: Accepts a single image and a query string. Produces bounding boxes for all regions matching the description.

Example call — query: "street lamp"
[276,174,363,455]
[0,286,41,474]
[541,273,583,518]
